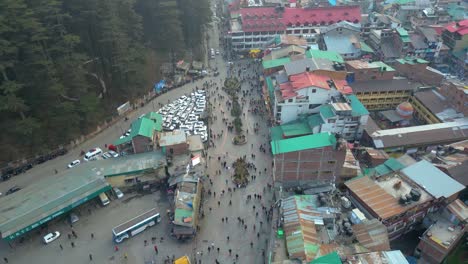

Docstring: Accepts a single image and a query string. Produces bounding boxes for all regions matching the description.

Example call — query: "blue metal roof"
[402,160,465,199]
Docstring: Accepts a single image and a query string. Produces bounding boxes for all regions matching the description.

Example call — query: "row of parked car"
[67,148,119,169]
[157,90,208,142]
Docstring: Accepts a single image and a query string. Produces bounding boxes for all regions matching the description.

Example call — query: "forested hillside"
[0,0,211,162]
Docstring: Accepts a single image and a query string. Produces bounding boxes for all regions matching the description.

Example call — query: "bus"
[112,208,161,243]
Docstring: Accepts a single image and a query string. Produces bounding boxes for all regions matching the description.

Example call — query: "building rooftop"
[444,19,468,35]
[347,251,409,264]
[0,162,116,239]
[289,72,353,94]
[323,33,361,56]
[320,105,337,119]
[263,45,306,61]
[114,113,163,145]
[345,173,432,220]
[271,132,336,155]
[310,252,342,264]
[239,6,361,32]
[262,57,292,69]
[352,219,391,252]
[414,89,464,122]
[422,210,465,251]
[447,199,468,222]
[371,118,468,149]
[159,130,187,146]
[349,78,420,93]
[173,179,200,230]
[402,160,465,199]
[346,60,395,71]
[305,49,344,63]
[410,33,428,49]
[284,57,336,76]
[347,95,370,116]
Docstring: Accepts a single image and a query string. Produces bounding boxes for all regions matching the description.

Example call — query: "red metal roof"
[239,6,361,32]
[445,20,468,35]
[289,72,353,94]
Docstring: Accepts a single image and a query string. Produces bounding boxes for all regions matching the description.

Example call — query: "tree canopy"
[0,0,211,162]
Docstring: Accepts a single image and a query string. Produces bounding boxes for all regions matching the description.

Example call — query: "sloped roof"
[320,105,336,119]
[447,199,468,222]
[402,160,465,199]
[444,19,468,35]
[352,219,391,252]
[345,176,406,220]
[305,49,344,63]
[289,72,353,94]
[284,57,335,76]
[311,252,342,264]
[239,6,361,32]
[308,114,325,128]
[347,95,369,116]
[262,57,291,69]
[271,132,336,155]
[113,113,163,145]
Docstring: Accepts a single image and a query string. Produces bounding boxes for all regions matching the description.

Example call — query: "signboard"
[191,155,201,166]
[154,80,166,93]
[117,101,131,116]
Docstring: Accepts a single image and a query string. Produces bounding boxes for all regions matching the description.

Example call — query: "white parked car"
[67,160,81,169]
[43,231,60,244]
[108,150,119,158]
[113,187,124,199]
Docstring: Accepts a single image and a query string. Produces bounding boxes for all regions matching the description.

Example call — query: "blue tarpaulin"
[154,80,166,92]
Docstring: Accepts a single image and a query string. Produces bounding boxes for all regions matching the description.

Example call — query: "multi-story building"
[349,78,420,110]
[409,88,464,124]
[319,21,362,59]
[415,199,468,264]
[442,20,468,77]
[410,7,452,29]
[361,12,401,38]
[345,160,465,240]
[228,5,361,51]
[439,80,468,117]
[417,26,444,61]
[271,132,346,189]
[273,71,353,123]
[367,29,401,63]
[346,60,396,82]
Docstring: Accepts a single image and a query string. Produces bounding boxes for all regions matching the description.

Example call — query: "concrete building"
[271,132,346,189]
[409,88,464,124]
[320,21,362,59]
[113,112,163,154]
[416,199,468,264]
[345,60,395,82]
[361,12,401,38]
[273,71,353,123]
[158,130,188,157]
[442,20,468,77]
[228,6,361,50]
[345,160,465,240]
[365,118,468,152]
[439,80,468,117]
[394,58,444,86]
[349,78,421,111]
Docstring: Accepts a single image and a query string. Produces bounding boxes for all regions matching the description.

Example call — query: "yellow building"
[409,89,464,124]
[349,79,421,111]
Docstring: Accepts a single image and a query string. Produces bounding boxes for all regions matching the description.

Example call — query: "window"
[276,106,282,112]
[312,89,317,93]
[328,119,336,123]
[308,104,320,109]
[328,160,336,164]
[288,99,293,103]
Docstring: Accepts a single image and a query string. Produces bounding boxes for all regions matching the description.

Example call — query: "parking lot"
[157,90,208,142]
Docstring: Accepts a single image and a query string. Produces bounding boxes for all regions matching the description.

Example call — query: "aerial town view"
[0,0,467,263]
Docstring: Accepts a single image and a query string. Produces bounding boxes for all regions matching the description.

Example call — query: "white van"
[99,192,110,206]
[84,148,102,161]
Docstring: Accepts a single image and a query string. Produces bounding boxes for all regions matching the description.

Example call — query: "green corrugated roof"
[307,114,324,128]
[262,57,291,69]
[385,158,405,171]
[270,126,284,141]
[396,28,411,42]
[319,105,336,119]
[174,208,193,223]
[371,158,405,176]
[368,61,396,71]
[347,95,370,116]
[266,76,275,101]
[281,122,312,137]
[113,113,162,145]
[310,251,342,264]
[447,3,466,20]
[360,41,374,53]
[396,58,429,65]
[271,132,336,155]
[305,49,344,63]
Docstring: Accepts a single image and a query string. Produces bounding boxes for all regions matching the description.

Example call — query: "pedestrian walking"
[89,254,93,261]
[115,245,119,251]
[227,236,230,241]
[59,244,63,250]
[235,254,239,259]
[229,200,232,205]
[218,200,220,206]
[228,249,232,255]
[3,257,8,263]
[154,245,158,254]
[71,242,75,248]
[91,233,94,239]
[217,247,220,253]
[250,241,253,248]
